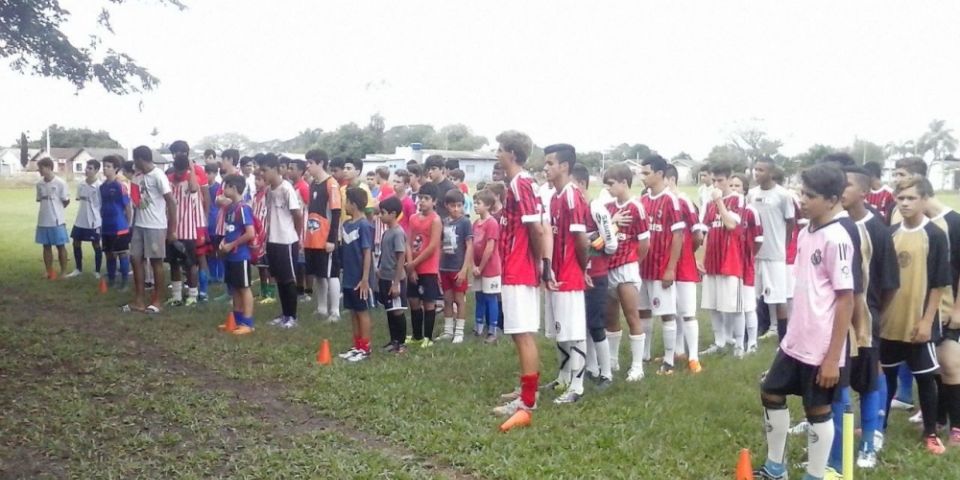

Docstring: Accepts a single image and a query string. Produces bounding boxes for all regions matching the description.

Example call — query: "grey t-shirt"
[440,216,473,271]
[378,225,406,281]
[747,184,795,261]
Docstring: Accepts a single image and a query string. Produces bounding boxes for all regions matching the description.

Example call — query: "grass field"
[2,182,960,479]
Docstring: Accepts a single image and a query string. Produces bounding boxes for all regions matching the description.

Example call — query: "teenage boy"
[251,172,275,304]
[304,149,342,322]
[425,155,456,219]
[732,174,764,356]
[863,161,895,224]
[99,155,133,289]
[65,159,103,279]
[378,196,409,353]
[205,163,224,287]
[754,164,855,480]
[665,164,703,372]
[365,171,380,198]
[339,187,375,362]
[449,168,473,215]
[287,159,312,301]
[260,154,304,328]
[750,157,795,340]
[35,157,70,279]
[392,169,418,232]
[166,142,204,307]
[240,157,257,202]
[375,166,395,201]
[405,183,443,346]
[438,189,473,344]
[219,175,256,335]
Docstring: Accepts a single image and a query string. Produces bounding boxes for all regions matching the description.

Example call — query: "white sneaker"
[908,410,923,424]
[64,270,82,279]
[452,334,464,344]
[492,397,536,416]
[700,344,724,356]
[874,431,885,452]
[856,448,878,469]
[611,361,621,373]
[437,332,454,341]
[339,348,361,359]
[733,347,745,359]
[789,421,811,435]
[315,306,328,317]
[281,318,298,329]
[759,330,778,340]
[268,316,285,326]
[626,366,644,382]
[890,398,914,410]
[93,272,101,280]
[346,350,370,362]
[326,314,341,323]
[553,389,582,404]
[746,344,758,355]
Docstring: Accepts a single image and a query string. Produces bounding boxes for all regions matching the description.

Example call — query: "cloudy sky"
[3,0,959,157]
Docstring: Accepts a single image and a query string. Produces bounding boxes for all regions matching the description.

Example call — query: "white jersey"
[74,179,102,229]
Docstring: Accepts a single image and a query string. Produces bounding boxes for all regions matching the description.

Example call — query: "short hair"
[544,143,577,169]
[222,149,239,166]
[278,156,291,167]
[495,130,533,165]
[819,152,856,167]
[222,174,246,194]
[800,164,846,200]
[894,157,927,176]
[239,156,253,167]
[449,168,465,181]
[204,163,219,176]
[375,166,391,181]
[862,161,883,179]
[843,165,871,192]
[169,140,189,154]
[329,157,346,170]
[407,164,423,177]
[345,186,368,209]
[305,149,329,168]
[474,189,496,207]
[133,146,153,162]
[203,149,217,158]
[37,157,54,170]
[731,173,750,191]
[571,163,590,186]
[379,196,403,215]
[260,154,280,171]
[122,160,136,174]
[418,182,439,201]
[394,169,411,183]
[406,159,418,167]
[603,164,634,188]
[366,171,376,178]
[86,159,101,171]
[754,156,776,167]
[444,158,460,171]
[895,176,934,197]
[475,180,487,191]
[486,182,505,201]
[346,157,363,171]
[424,155,445,171]
[710,163,732,178]
[640,154,668,174]
[102,155,124,170]
[664,164,678,181]
[291,159,308,174]
[444,188,465,205]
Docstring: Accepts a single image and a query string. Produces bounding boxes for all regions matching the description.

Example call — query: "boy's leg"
[895,363,914,406]
[56,245,68,275]
[453,291,466,343]
[119,253,130,287]
[486,293,500,334]
[409,291,424,341]
[915,372,940,437]
[149,258,165,308]
[475,292,487,335]
[605,295,623,373]
[71,239,83,273]
[804,404,835,480]
[439,287,455,340]
[93,238,103,275]
[616,283,645,378]
[131,255,145,307]
[106,252,117,283]
[827,387,850,473]
[42,245,54,276]
[882,366,899,431]
[358,310,372,353]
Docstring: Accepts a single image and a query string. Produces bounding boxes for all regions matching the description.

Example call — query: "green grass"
[2,184,960,479]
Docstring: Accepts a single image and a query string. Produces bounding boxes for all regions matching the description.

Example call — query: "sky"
[3,0,960,158]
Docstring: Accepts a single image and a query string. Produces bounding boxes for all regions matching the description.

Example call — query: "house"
[27,147,142,175]
[0,148,39,177]
[363,145,498,183]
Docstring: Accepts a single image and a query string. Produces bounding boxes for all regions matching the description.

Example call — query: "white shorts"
[502,284,540,335]
[756,259,787,304]
[676,281,697,318]
[741,283,757,313]
[786,263,796,299]
[637,280,677,317]
[544,291,587,342]
[607,262,641,290]
[701,274,743,313]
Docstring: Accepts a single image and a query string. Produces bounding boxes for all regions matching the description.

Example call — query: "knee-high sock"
[861,385,881,451]
[763,407,790,467]
[883,366,899,430]
[828,387,850,473]
[106,255,118,281]
[198,269,208,296]
[485,294,500,329]
[606,330,622,370]
[684,318,700,362]
[423,309,437,340]
[662,319,677,366]
[556,342,571,385]
[327,277,341,316]
[675,318,686,356]
[642,318,653,360]
[411,308,424,340]
[936,376,948,426]
[595,338,612,379]
[119,256,130,281]
[629,334,646,370]
[73,243,83,271]
[710,310,725,347]
[568,340,586,394]
[916,373,940,436]
[585,338,598,376]
[745,310,758,349]
[943,384,960,428]
[315,278,329,315]
[93,245,102,273]
[475,292,486,333]
[807,416,835,479]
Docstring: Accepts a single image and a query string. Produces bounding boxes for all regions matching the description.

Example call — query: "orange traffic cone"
[735,448,753,480]
[98,277,108,294]
[499,409,532,432]
[316,339,331,365]
[218,312,237,332]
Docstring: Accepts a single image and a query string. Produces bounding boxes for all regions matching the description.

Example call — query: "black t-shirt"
[860,212,900,339]
[433,179,456,219]
[837,214,864,295]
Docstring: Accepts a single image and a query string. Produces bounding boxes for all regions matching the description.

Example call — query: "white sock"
[768,303,779,334]
[443,317,455,336]
[642,318,653,360]
[727,312,745,352]
[595,338,612,379]
[710,310,724,347]
[585,338,598,376]
[315,278,328,315]
[675,319,686,356]
[569,340,586,394]
[327,277,341,316]
[746,310,758,349]
[807,418,835,479]
[188,287,198,300]
[606,330,622,370]
[721,312,736,347]
[629,333,646,369]
[662,319,677,366]
[683,318,700,361]
[556,342,571,385]
[454,318,465,336]
[172,281,183,301]
[764,407,790,466]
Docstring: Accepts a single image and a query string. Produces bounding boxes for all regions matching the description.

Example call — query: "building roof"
[83,148,128,160]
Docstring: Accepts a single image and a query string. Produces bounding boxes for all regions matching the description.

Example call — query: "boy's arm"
[716,198,739,230]
[459,236,473,281]
[328,208,341,250]
[818,290,854,388]
[291,208,303,242]
[393,248,406,285]
[164,192,177,241]
[477,238,495,272]
[914,288,942,343]
[636,237,650,265]
[663,229,683,287]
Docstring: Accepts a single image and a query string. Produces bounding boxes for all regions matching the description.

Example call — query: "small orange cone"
[98,277,108,294]
[218,312,237,332]
[317,339,331,365]
[499,409,532,432]
[735,448,753,480]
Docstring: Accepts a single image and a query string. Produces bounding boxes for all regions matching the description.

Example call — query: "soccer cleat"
[231,325,254,336]
[758,330,778,341]
[346,350,370,362]
[259,296,277,305]
[436,332,454,341]
[553,389,582,404]
[656,364,675,376]
[699,344,724,356]
[452,334,464,344]
[595,376,613,391]
[499,408,532,432]
[298,294,312,303]
[753,464,787,480]
[315,307,328,318]
[281,318,298,329]
[499,388,521,402]
[484,333,498,344]
[474,327,484,336]
[382,341,398,353]
[890,398,914,410]
[405,335,413,344]
[688,359,703,374]
[925,434,946,455]
[856,447,878,469]
[421,338,434,348]
[874,431,885,451]
[93,272,101,280]
[164,298,184,307]
[197,293,208,303]
[908,410,923,424]
[184,297,198,307]
[539,380,568,392]
[788,421,810,435]
[326,314,341,323]
[64,269,82,279]
[339,348,361,359]
[625,366,644,382]
[733,347,745,359]
[949,427,960,446]
[268,316,285,326]
[493,397,537,416]
[746,344,758,355]
[395,344,408,354]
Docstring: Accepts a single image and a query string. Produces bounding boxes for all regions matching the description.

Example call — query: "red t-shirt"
[640,189,686,280]
[786,198,803,265]
[409,211,440,275]
[606,199,650,269]
[549,183,589,291]
[676,193,700,283]
[703,193,745,277]
[472,216,502,277]
[740,205,764,286]
[399,195,417,233]
[377,183,396,202]
[458,183,469,194]
[500,172,542,286]
[866,186,895,223]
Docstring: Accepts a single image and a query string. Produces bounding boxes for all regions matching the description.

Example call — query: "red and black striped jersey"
[702,193,745,277]
[740,205,763,286]
[605,199,650,269]
[640,189,686,280]
[866,186,895,224]
[549,183,589,291]
[676,193,700,283]
[501,172,542,286]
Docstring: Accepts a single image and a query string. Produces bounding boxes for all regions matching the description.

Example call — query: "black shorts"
[342,287,369,312]
[71,226,101,242]
[761,350,843,408]
[225,260,252,289]
[209,234,224,253]
[166,239,197,269]
[266,242,298,284]
[305,248,341,278]
[880,339,939,375]
[102,233,131,253]
[849,347,880,394]
[378,279,408,311]
[942,327,960,344]
[585,275,609,330]
[407,274,442,302]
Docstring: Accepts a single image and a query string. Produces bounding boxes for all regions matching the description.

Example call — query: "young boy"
[205,162,224,285]
[449,168,473,216]
[603,164,650,382]
[375,166,395,201]
[863,161,895,224]
[881,176,952,455]
[665,164,703,372]
[304,149,342,322]
[260,154,304,328]
[219,175,256,335]
[472,190,502,343]
[392,169,418,232]
[437,189,474,343]
[378,196,409,353]
[99,155,133,290]
[64,159,103,278]
[251,171,275,304]
[166,142,203,307]
[339,187,375,361]
[425,155,455,219]
[405,183,443,347]
[287,159,312,302]
[366,171,380,199]
[755,164,855,480]
[35,157,70,279]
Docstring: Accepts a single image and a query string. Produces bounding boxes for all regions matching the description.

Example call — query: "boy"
[260,154,304,328]
[449,168,473,216]
[304,149,342,322]
[425,155,456,219]
[375,166,394,201]
[65,159,103,279]
[240,156,257,202]
[731,173,764,356]
[665,164,703,372]
[392,169,418,232]
[438,189,473,343]
[863,161,894,224]
[165,142,204,307]
[377,196,409,353]
[219,175,256,335]
[35,157,70,279]
[99,155,133,290]
[251,171,275,304]
[205,162,224,286]
[405,183,443,346]
[881,176,952,455]
[472,189,502,343]
[366,171,380,198]
[339,187,375,361]
[755,164,855,480]
[287,159,312,302]
[603,163,650,382]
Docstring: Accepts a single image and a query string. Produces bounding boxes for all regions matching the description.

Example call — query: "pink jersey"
[549,183,589,291]
[780,219,854,367]
[472,216,501,277]
[640,189,685,280]
[676,193,700,283]
[501,172,542,287]
[740,205,763,286]
[702,193,745,277]
[605,199,650,269]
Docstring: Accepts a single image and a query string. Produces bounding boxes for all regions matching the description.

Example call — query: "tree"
[382,124,437,151]
[577,151,603,173]
[848,139,884,164]
[28,124,122,148]
[429,124,487,151]
[917,119,957,162]
[791,144,838,170]
[194,132,256,153]
[0,0,185,94]
[19,132,28,167]
[704,144,748,171]
[729,128,782,163]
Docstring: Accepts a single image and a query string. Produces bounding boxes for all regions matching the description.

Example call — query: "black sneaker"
[382,341,399,353]
[753,464,787,480]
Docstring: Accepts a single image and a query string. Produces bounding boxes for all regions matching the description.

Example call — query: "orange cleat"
[499,409,532,432]
[688,359,703,374]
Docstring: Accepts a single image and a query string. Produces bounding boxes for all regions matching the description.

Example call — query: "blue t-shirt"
[341,218,374,289]
[224,203,254,262]
[99,179,130,235]
[208,182,221,236]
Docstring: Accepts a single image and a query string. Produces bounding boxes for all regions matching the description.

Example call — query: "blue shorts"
[71,226,101,242]
[36,225,68,246]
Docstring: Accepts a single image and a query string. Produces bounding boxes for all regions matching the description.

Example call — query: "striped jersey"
[740,205,763,287]
[605,198,650,269]
[676,193,700,283]
[549,183,588,291]
[866,186,895,224]
[640,189,686,280]
[702,193,745,277]
[501,172,542,286]
[167,175,202,240]
[251,189,268,260]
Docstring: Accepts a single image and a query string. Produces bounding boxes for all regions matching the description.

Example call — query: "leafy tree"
[848,139,884,164]
[917,119,957,162]
[729,128,783,163]
[382,124,437,151]
[430,124,487,151]
[704,144,748,171]
[28,124,122,148]
[194,132,256,153]
[0,0,185,94]
[791,144,837,170]
[577,151,603,173]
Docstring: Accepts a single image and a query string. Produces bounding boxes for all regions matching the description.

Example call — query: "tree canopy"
[19,124,123,149]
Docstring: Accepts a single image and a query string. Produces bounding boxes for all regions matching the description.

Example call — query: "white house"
[0,148,39,176]
[363,145,498,183]
[928,158,960,191]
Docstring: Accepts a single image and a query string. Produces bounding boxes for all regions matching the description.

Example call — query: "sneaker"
[789,421,811,435]
[856,447,878,469]
[908,410,923,424]
[553,389,582,404]
[688,359,703,374]
[758,330,778,341]
[700,344,724,356]
[268,316,285,326]
[890,398,914,410]
[338,348,360,359]
[474,327,484,337]
[198,293,208,303]
[484,333,498,344]
[626,366,644,382]
[326,314,341,323]
[595,376,614,391]
[281,318,298,329]
[611,362,621,373]
[258,296,277,305]
[405,335,413,344]
[949,427,960,446]
[753,464,787,480]
[733,347,745,359]
[395,344,408,354]
[499,388,521,402]
[452,334,464,344]
[437,332,454,341]
[925,434,946,455]
[64,269,82,279]
[184,297,198,307]
[346,350,370,362]
[539,380,568,392]
[498,408,533,432]
[382,341,398,353]
[231,325,254,336]
[420,338,434,348]
[874,430,885,452]
[492,397,537,416]
[164,298,184,307]
[315,307,328,318]
[298,294,312,303]
[93,272,101,280]
[656,364,675,376]
[746,344,758,355]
